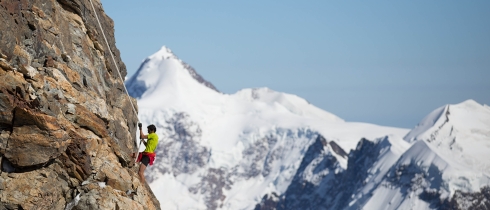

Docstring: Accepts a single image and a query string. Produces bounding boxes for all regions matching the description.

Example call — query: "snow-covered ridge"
[403,105,448,143]
[404,99,489,143]
[148,45,177,60]
[235,87,343,122]
[403,99,490,174]
[127,46,490,209]
[125,46,218,100]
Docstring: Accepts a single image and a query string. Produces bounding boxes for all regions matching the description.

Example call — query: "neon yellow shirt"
[144,133,159,153]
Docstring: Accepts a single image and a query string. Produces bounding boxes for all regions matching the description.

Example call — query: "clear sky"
[103,0,490,128]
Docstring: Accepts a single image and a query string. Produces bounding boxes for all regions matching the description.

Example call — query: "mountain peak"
[403,99,490,175]
[149,45,177,60]
[403,105,448,143]
[125,46,219,99]
[453,99,481,109]
[404,99,489,143]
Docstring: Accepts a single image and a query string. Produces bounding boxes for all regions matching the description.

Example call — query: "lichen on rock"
[0,0,158,209]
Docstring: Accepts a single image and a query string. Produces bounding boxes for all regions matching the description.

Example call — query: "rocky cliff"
[0,0,160,209]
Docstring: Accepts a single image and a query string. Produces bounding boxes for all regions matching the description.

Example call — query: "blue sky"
[103,0,489,128]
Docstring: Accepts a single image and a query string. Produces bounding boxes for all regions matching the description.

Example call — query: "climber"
[134,123,159,183]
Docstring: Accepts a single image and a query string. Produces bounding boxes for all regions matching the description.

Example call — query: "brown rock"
[31,6,46,19]
[0,69,26,92]
[45,56,55,68]
[13,45,31,67]
[19,65,38,78]
[0,166,68,210]
[98,161,133,192]
[0,58,12,70]
[58,63,81,84]
[5,124,69,167]
[0,92,15,125]
[0,130,10,152]
[13,107,61,131]
[94,41,104,52]
[75,104,109,138]
[0,0,160,208]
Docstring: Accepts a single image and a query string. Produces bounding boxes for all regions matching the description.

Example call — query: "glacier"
[126,46,490,210]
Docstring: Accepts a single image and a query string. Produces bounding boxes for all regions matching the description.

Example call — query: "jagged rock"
[149,112,210,179]
[0,92,15,125]
[0,59,12,71]
[6,124,69,167]
[445,186,490,209]
[0,164,69,210]
[0,0,159,209]
[45,56,56,68]
[74,104,109,138]
[19,65,38,78]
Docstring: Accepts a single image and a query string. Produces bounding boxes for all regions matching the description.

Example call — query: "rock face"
[255,136,490,210]
[0,0,160,209]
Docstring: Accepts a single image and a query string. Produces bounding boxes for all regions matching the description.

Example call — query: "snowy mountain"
[404,99,490,174]
[125,46,219,100]
[125,46,490,210]
[256,100,490,210]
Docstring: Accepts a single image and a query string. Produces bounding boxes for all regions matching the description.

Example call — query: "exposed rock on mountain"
[255,100,490,210]
[124,46,414,209]
[0,0,159,209]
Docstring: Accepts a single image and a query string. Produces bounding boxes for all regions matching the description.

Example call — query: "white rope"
[88,0,143,160]
[88,0,139,120]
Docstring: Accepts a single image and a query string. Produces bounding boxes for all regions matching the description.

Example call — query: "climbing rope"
[87,0,144,161]
[87,0,139,120]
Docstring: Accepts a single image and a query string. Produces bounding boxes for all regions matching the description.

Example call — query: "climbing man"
[135,123,159,183]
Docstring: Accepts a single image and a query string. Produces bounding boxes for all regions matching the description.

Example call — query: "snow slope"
[125,46,490,210]
[125,46,408,209]
[267,100,490,210]
[403,99,490,175]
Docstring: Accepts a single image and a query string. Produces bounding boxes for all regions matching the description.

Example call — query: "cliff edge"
[0,0,160,209]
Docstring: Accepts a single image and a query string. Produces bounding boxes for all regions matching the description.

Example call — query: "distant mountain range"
[125,46,490,210]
